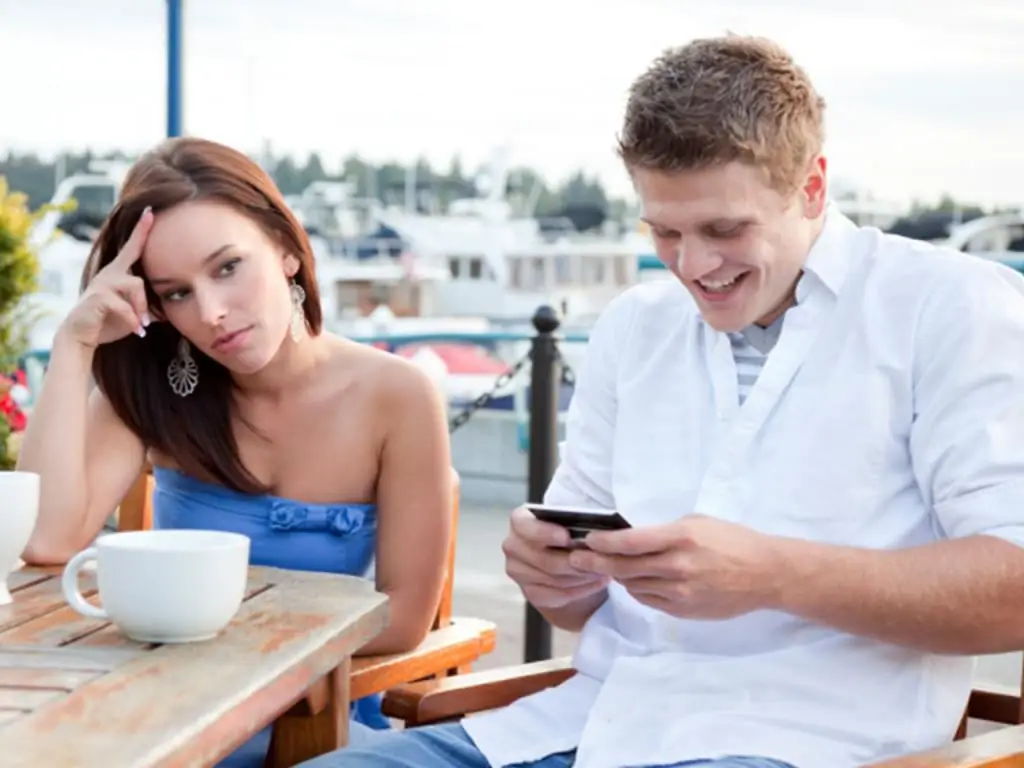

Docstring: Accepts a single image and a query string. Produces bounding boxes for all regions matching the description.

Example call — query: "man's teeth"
[699,275,741,292]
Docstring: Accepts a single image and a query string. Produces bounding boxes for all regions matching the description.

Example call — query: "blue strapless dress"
[151,466,390,767]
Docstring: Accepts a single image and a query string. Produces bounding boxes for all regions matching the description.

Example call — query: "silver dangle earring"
[167,337,199,397]
[289,279,307,342]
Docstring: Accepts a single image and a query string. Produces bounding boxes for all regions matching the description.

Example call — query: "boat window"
[531,258,546,290]
[555,255,572,285]
[508,257,523,288]
[614,256,630,285]
[69,184,116,220]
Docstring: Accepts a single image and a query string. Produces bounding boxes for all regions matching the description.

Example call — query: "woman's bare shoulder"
[324,336,444,403]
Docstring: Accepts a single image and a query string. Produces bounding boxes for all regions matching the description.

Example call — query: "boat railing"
[344,328,590,349]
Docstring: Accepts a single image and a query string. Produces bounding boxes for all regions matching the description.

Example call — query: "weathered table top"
[0,564,389,767]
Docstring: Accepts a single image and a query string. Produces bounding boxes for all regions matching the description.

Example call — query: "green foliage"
[0,149,635,231]
[0,178,42,369]
[0,176,59,468]
[0,410,11,469]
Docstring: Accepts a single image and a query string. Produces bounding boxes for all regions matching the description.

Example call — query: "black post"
[524,305,562,662]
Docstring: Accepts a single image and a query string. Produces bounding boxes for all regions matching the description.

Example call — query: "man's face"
[635,159,827,331]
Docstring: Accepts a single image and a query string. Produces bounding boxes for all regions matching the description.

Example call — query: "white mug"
[62,529,251,643]
[0,471,40,606]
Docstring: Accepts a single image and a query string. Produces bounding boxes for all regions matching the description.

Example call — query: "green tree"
[271,156,302,195]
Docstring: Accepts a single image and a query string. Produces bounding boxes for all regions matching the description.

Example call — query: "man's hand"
[503,506,611,609]
[569,514,790,619]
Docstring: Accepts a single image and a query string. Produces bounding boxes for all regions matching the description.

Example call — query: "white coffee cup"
[62,529,251,643]
[0,471,40,606]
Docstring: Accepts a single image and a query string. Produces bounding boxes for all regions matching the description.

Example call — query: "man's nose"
[673,241,724,279]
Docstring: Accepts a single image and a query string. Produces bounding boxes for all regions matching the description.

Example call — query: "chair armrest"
[383,656,1024,766]
[381,656,576,726]
[965,680,1024,727]
[350,617,496,700]
[864,723,1024,767]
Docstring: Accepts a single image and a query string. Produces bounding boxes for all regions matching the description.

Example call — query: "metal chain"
[448,350,533,434]
[447,345,578,434]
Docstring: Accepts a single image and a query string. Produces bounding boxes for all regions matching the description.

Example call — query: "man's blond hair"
[618,35,826,192]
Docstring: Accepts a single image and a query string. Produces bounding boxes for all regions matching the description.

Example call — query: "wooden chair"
[380,656,1024,766]
[117,465,496,765]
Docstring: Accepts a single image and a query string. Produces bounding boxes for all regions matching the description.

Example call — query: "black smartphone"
[525,503,631,548]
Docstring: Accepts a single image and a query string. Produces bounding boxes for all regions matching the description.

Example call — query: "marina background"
[1,0,1022,731]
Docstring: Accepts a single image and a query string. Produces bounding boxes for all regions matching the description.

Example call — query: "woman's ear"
[283,253,300,278]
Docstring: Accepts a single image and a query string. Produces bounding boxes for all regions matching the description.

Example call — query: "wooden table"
[0,564,389,767]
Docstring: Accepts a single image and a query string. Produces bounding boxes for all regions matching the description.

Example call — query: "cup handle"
[61,547,106,619]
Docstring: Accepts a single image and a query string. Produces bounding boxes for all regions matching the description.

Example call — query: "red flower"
[0,372,27,432]
[6,408,25,431]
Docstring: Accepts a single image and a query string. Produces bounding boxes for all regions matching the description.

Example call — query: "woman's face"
[141,199,300,374]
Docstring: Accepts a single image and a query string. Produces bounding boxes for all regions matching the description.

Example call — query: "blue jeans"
[296,722,796,767]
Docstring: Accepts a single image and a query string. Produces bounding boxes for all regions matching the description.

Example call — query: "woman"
[17,137,453,765]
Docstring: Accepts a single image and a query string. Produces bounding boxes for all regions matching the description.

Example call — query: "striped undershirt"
[727,314,785,404]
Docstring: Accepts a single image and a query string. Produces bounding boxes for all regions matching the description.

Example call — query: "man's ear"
[800,155,828,218]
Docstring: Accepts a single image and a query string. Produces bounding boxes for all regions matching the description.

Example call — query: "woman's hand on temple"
[62,207,154,349]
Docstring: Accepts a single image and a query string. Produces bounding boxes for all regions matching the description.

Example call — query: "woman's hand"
[61,207,154,348]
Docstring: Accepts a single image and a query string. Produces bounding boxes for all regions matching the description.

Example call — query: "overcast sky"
[2,0,1022,207]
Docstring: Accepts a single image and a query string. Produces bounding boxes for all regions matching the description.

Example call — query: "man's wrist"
[762,535,830,614]
[538,587,608,633]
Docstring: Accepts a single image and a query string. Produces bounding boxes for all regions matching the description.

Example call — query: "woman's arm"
[18,330,147,564]
[358,359,452,656]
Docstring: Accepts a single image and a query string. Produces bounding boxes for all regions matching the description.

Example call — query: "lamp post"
[166,0,183,137]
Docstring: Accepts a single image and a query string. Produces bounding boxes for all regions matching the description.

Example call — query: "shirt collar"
[795,202,859,304]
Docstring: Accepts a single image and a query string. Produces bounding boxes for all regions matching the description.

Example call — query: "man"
[303,34,1024,768]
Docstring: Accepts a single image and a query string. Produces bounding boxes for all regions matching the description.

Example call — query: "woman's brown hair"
[80,137,323,494]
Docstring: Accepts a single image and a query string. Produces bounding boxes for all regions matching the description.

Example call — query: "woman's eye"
[218,258,241,276]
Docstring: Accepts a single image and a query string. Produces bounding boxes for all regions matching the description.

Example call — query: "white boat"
[830,178,909,230]
[24,163,128,352]
[293,147,648,340]
[942,211,1024,265]
[23,163,458,352]
[18,154,648,506]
